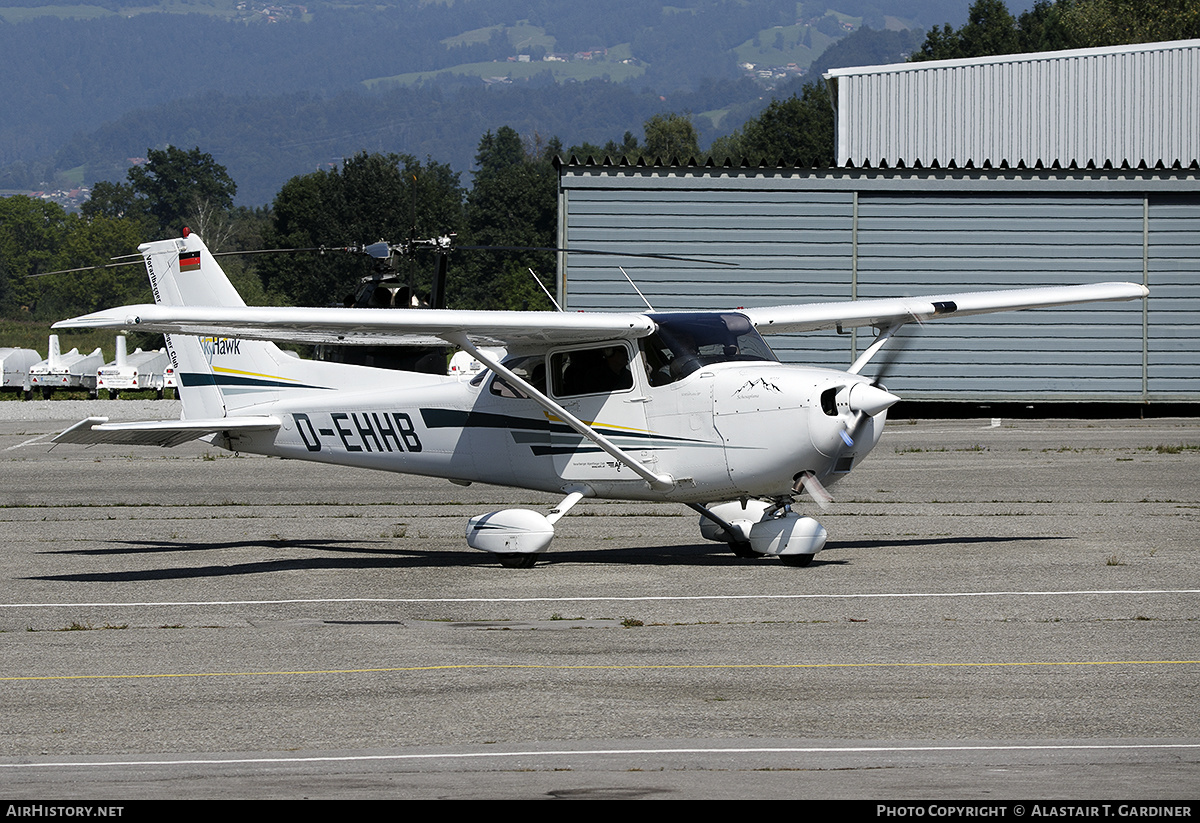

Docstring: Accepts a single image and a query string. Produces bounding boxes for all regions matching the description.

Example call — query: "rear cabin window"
[480,355,547,399]
[550,345,634,397]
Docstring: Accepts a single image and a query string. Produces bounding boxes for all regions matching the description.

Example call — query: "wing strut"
[444,333,675,492]
[848,322,905,375]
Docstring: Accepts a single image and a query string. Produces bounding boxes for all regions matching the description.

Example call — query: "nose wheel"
[729,540,762,558]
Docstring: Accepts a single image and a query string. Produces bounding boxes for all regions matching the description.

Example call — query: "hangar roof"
[823,38,1200,171]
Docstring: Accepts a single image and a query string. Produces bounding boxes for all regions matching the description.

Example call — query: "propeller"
[795,471,834,511]
[836,382,902,448]
[837,322,914,448]
[865,322,913,388]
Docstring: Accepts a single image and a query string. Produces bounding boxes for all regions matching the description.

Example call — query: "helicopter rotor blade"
[25,260,144,278]
[453,245,737,266]
[29,237,734,280]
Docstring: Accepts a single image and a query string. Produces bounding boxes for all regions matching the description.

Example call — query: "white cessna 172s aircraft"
[54,232,1147,568]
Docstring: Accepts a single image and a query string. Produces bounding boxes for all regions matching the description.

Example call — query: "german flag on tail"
[179,251,201,272]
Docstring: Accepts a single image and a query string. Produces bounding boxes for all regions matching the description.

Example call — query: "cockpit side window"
[641,312,777,386]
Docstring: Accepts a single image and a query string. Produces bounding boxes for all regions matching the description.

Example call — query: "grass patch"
[1145,444,1200,454]
[55,621,128,631]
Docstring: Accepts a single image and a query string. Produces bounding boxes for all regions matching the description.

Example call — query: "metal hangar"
[555,40,1200,405]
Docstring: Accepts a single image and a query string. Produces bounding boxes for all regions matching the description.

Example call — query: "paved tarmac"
[1,402,1197,799]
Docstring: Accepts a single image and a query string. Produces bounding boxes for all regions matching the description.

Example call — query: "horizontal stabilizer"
[54,416,281,448]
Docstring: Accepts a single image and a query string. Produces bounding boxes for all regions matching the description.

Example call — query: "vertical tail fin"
[140,233,302,418]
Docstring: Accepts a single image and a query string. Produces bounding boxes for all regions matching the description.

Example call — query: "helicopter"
[313,235,456,375]
[52,231,1147,568]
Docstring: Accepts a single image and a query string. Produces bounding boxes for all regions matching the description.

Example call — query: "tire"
[498,553,537,569]
[729,541,761,558]
[779,554,815,567]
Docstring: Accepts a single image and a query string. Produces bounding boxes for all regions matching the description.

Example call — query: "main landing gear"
[466,488,588,569]
[692,499,826,567]
[466,489,826,569]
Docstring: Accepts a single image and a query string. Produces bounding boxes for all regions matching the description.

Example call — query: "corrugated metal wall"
[826,40,1200,170]
[559,168,1199,402]
[561,181,855,371]
[1149,194,1200,396]
[853,193,1147,399]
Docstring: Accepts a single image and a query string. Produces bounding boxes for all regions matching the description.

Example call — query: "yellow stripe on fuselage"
[543,411,650,436]
[211,365,302,384]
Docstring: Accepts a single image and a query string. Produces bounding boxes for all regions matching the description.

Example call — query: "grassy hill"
[0,0,968,203]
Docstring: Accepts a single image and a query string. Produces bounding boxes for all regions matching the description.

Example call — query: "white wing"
[54,304,656,348]
[743,282,1147,334]
[55,282,1146,346]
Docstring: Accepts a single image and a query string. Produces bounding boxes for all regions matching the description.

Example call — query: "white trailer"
[0,347,41,399]
[96,336,170,398]
[28,335,104,398]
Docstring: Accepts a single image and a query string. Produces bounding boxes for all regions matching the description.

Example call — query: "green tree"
[83,146,238,245]
[569,114,701,166]
[35,215,149,322]
[1058,0,1200,47]
[738,81,835,167]
[80,180,145,223]
[262,152,464,308]
[570,130,641,162]
[460,127,559,310]
[0,195,147,321]
[126,146,238,239]
[216,205,279,307]
[706,129,746,165]
[910,0,1200,62]
[1013,1,1075,52]
[912,0,1020,61]
[0,196,69,317]
[473,127,528,179]
[642,113,700,162]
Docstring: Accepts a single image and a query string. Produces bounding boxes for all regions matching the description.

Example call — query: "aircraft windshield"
[642,312,777,386]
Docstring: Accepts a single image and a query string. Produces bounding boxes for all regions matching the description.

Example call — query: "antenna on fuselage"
[528,268,563,311]
[619,266,655,312]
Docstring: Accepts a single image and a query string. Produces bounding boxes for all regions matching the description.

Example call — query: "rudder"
[140,233,303,418]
